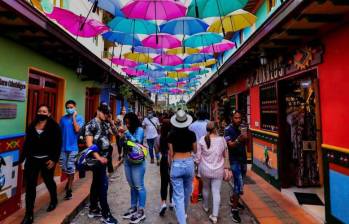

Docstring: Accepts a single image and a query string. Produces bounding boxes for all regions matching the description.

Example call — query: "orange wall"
[250,86,261,129]
[318,25,349,149]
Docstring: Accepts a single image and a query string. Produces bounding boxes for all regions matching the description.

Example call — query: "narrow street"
[71,160,256,224]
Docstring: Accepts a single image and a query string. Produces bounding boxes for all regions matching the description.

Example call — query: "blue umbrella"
[134,46,163,54]
[160,17,208,35]
[108,17,158,35]
[102,31,142,58]
[184,32,223,48]
[184,54,214,64]
[89,0,124,17]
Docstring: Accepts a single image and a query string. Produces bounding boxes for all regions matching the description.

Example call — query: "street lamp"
[260,51,267,65]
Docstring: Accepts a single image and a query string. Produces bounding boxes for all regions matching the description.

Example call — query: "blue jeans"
[147,138,160,160]
[171,158,195,224]
[90,163,110,217]
[231,162,247,195]
[124,160,147,208]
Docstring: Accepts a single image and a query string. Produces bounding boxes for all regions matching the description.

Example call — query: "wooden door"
[85,88,100,122]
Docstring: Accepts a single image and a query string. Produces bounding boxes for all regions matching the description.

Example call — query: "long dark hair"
[160,120,172,147]
[204,121,216,149]
[124,112,141,134]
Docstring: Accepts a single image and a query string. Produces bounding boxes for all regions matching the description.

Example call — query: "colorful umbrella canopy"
[88,0,124,17]
[208,9,257,34]
[102,31,142,46]
[46,7,108,37]
[160,17,208,35]
[200,40,235,53]
[122,67,144,77]
[191,59,217,67]
[170,88,185,94]
[184,53,214,64]
[111,58,138,67]
[108,17,158,35]
[142,33,181,49]
[124,52,153,63]
[156,77,176,84]
[168,72,188,79]
[176,67,201,72]
[187,0,248,18]
[121,0,187,21]
[166,47,199,55]
[184,32,223,48]
[153,54,183,66]
[144,70,166,78]
[134,46,163,54]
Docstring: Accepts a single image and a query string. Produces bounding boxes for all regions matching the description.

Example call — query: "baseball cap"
[98,101,111,115]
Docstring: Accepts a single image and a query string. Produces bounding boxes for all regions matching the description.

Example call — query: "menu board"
[0,76,26,101]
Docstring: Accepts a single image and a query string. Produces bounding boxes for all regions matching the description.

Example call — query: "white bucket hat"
[170,110,193,128]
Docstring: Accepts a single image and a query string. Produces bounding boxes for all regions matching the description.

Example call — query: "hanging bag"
[125,140,148,164]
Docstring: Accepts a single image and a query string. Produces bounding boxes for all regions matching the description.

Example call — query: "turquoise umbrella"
[156,77,176,84]
[187,0,248,19]
[108,17,158,35]
[184,32,223,48]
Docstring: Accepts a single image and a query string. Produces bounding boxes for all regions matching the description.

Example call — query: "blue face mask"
[66,108,75,115]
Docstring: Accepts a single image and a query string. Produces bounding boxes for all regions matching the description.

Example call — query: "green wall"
[0,36,100,136]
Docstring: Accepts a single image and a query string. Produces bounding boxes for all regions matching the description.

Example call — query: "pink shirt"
[196,135,228,179]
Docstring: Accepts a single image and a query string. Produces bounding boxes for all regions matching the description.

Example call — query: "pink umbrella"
[170,88,185,94]
[121,0,186,21]
[142,33,181,49]
[111,58,138,67]
[46,7,108,37]
[122,67,144,77]
[200,40,235,54]
[153,54,183,66]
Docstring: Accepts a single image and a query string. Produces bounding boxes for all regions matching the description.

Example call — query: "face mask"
[36,114,49,121]
[66,108,75,115]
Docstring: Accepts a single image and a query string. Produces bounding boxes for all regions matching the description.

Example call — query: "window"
[267,0,276,13]
[93,36,98,46]
[260,82,278,131]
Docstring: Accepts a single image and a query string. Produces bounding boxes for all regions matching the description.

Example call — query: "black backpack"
[78,123,88,151]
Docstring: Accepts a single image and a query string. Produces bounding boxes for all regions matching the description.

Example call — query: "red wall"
[250,86,261,129]
[318,24,349,149]
[227,78,247,96]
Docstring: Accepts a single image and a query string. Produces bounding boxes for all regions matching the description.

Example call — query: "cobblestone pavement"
[71,160,256,224]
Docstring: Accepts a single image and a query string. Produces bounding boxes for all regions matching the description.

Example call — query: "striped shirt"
[195,136,228,179]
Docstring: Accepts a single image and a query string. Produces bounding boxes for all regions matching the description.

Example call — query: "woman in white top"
[195,121,232,223]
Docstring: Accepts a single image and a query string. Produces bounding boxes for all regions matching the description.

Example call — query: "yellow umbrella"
[168,72,188,79]
[192,59,217,67]
[208,9,257,34]
[124,52,153,64]
[166,47,200,55]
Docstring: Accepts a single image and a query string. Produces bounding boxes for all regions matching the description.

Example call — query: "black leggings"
[160,157,173,202]
[24,158,57,213]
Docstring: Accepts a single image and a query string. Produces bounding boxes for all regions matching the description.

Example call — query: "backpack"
[78,123,88,151]
[124,140,148,164]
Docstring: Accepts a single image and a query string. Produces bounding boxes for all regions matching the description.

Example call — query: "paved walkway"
[71,160,256,224]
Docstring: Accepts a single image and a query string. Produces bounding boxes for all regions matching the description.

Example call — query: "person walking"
[116,106,127,161]
[21,105,62,224]
[195,122,232,224]
[224,111,248,223]
[189,110,208,141]
[168,110,197,224]
[154,119,173,217]
[59,100,84,200]
[121,113,147,224]
[142,110,160,165]
[85,102,119,224]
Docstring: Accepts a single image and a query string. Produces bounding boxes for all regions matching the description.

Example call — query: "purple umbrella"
[46,7,108,37]
[142,33,181,49]
[153,54,183,66]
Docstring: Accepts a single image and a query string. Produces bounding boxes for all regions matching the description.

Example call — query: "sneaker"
[150,158,155,164]
[169,202,174,211]
[64,190,72,200]
[129,209,146,224]
[122,207,137,219]
[46,201,57,212]
[21,213,34,224]
[159,204,167,217]
[101,214,119,224]
[202,206,209,213]
[232,210,241,223]
[209,215,218,224]
[88,208,102,218]
[156,160,160,166]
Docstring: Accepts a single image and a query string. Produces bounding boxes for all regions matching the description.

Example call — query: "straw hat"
[170,110,193,128]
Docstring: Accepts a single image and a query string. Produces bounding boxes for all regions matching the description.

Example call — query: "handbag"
[125,140,148,164]
[76,144,100,171]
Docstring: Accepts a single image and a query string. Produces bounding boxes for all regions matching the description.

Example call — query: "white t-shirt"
[142,116,160,139]
[189,120,208,141]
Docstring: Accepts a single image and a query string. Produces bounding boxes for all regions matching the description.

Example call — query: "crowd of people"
[20,100,248,224]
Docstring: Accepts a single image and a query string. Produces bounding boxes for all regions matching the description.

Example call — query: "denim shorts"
[60,151,78,175]
[231,162,247,195]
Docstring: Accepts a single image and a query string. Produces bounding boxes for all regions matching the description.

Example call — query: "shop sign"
[247,56,286,87]
[0,104,17,119]
[0,76,26,101]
